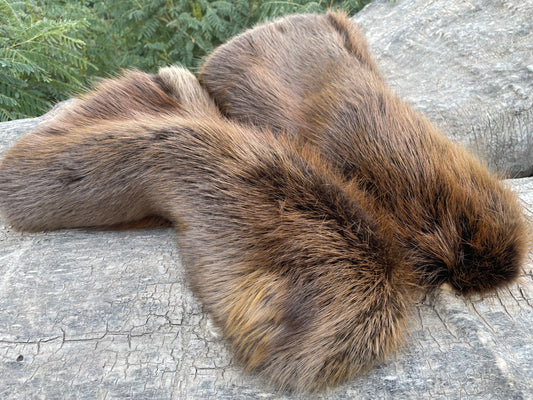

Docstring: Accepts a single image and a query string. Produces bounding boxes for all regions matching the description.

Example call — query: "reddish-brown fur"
[0,67,417,391]
[199,11,530,295]
[1,11,529,391]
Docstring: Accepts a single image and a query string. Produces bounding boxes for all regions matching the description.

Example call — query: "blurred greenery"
[0,0,371,121]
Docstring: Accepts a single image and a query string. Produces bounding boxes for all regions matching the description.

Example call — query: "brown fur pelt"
[0,66,418,391]
[199,11,530,295]
[0,10,530,393]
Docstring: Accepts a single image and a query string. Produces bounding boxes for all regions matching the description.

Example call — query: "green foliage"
[0,0,94,120]
[0,0,371,121]
[105,0,372,72]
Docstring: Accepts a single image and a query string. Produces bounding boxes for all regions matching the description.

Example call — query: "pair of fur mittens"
[0,11,528,393]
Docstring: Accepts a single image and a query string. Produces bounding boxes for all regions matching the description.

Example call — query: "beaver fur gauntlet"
[0,11,528,392]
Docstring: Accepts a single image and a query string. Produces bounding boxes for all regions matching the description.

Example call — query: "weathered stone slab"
[354,0,533,177]
[0,114,532,399]
[1,2,533,394]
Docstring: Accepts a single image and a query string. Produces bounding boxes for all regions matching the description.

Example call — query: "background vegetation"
[0,0,371,121]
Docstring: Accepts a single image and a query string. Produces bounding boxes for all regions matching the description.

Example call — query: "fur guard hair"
[0,10,529,393]
[0,66,417,392]
[199,11,529,295]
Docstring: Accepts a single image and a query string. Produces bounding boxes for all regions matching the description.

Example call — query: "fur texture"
[0,67,417,391]
[199,11,530,295]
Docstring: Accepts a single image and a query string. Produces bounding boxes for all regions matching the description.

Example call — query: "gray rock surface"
[0,112,532,399]
[353,0,533,177]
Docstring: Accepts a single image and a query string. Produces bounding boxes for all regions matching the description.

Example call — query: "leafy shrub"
[0,0,91,120]
[0,0,371,121]
[105,0,372,72]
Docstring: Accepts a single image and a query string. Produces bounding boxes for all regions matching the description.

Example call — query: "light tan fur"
[0,66,417,392]
[199,11,530,295]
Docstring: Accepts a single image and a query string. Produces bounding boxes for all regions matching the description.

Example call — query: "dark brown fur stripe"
[0,66,417,392]
[0,10,529,393]
[199,11,530,295]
